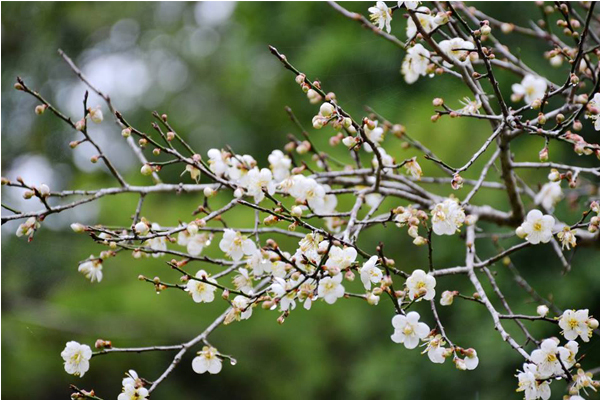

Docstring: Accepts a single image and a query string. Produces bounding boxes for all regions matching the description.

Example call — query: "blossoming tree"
[3,2,600,399]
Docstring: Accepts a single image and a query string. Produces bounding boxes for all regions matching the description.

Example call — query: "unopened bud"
[141,164,153,176]
[35,104,47,115]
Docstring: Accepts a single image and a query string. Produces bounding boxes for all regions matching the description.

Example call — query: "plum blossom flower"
[118,370,148,400]
[186,270,218,303]
[398,1,419,10]
[187,233,211,256]
[246,167,276,203]
[422,334,446,363]
[587,92,600,131]
[463,348,479,370]
[557,227,577,250]
[225,295,253,324]
[219,229,257,261]
[78,258,103,283]
[363,120,385,152]
[404,157,423,180]
[516,210,555,245]
[268,150,291,182]
[530,338,565,378]
[440,290,455,306]
[401,44,430,84]
[517,363,551,400]
[207,148,229,176]
[438,37,475,67]
[16,216,39,238]
[512,74,547,105]
[368,1,392,34]
[359,256,383,290]
[317,274,345,304]
[270,277,297,312]
[192,346,222,375]
[431,198,465,235]
[88,105,103,123]
[535,182,563,210]
[391,311,430,349]
[406,269,436,301]
[559,309,593,342]
[233,268,254,295]
[325,246,357,274]
[61,341,92,377]
[406,7,438,38]
[246,250,273,276]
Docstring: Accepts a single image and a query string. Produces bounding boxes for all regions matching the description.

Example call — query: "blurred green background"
[2,2,599,399]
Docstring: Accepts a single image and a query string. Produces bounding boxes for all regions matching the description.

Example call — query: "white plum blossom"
[431,198,466,236]
[225,295,253,324]
[61,341,92,377]
[402,44,431,84]
[559,309,593,342]
[192,346,222,375]
[246,250,273,276]
[557,227,577,250]
[530,338,565,378]
[16,216,39,238]
[391,311,430,349]
[516,210,555,245]
[118,370,149,400]
[145,224,167,257]
[78,258,103,283]
[398,1,419,10]
[268,150,291,182]
[423,334,446,363]
[561,340,579,369]
[537,305,549,317]
[517,363,551,400]
[535,181,563,210]
[207,148,229,176]
[88,105,103,123]
[187,233,211,256]
[325,246,357,274]
[588,92,600,130]
[359,256,383,290]
[440,290,455,306]
[134,221,149,236]
[270,277,297,311]
[246,167,276,203]
[438,37,475,67]
[406,269,436,301]
[317,274,345,304]
[404,157,423,180]
[186,270,218,303]
[463,348,479,370]
[512,74,547,105]
[233,268,254,295]
[368,1,392,34]
[219,229,257,261]
[363,120,385,152]
[406,7,438,38]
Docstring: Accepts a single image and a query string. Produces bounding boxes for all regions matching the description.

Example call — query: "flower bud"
[312,116,324,130]
[536,305,549,317]
[203,187,216,198]
[515,226,527,239]
[548,169,560,182]
[234,188,244,198]
[75,119,86,131]
[89,106,103,123]
[413,236,427,246]
[167,131,176,141]
[366,292,380,305]
[38,183,50,197]
[134,221,149,236]
[14,82,24,91]
[539,147,549,162]
[588,318,599,329]
[291,206,303,218]
[319,102,335,117]
[70,223,85,233]
[23,190,34,199]
[501,23,514,33]
[440,290,455,306]
[480,24,491,36]
[35,104,47,115]
[121,128,131,138]
[141,164,153,176]
[432,98,444,107]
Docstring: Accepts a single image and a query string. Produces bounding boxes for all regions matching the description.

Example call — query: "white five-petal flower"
[61,341,92,377]
[391,311,430,349]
